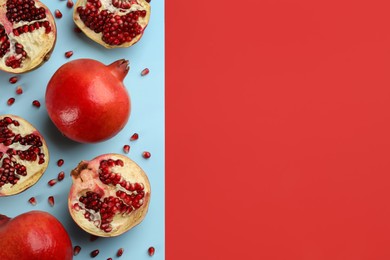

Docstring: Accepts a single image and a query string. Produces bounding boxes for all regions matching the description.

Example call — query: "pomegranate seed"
[65,51,73,58]
[32,100,41,108]
[9,76,18,84]
[142,151,151,159]
[48,196,55,206]
[7,97,15,106]
[55,9,62,19]
[123,145,130,154]
[148,246,155,256]
[28,197,37,206]
[141,68,150,76]
[57,159,64,167]
[145,0,151,3]
[74,26,82,33]
[67,0,74,8]
[48,179,57,186]
[73,245,81,256]
[130,133,139,141]
[107,258,113,260]
[117,248,124,257]
[58,171,65,181]
[90,249,99,257]
[16,86,23,95]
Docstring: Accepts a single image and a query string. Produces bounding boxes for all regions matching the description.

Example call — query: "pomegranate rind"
[0,114,50,196]
[68,153,151,237]
[0,0,57,74]
[73,0,151,49]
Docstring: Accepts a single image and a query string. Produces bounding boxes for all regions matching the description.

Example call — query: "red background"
[166,0,390,259]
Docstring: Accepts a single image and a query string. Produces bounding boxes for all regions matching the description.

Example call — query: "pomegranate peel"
[68,153,151,237]
[0,114,49,196]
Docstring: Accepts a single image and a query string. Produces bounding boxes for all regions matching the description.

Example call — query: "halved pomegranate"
[68,153,151,237]
[0,0,56,73]
[0,114,49,196]
[73,0,150,48]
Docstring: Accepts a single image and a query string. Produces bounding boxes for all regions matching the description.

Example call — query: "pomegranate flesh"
[0,211,73,260]
[73,0,150,48]
[0,0,56,73]
[0,114,49,196]
[45,59,131,143]
[68,153,151,237]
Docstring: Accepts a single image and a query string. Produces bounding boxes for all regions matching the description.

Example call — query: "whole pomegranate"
[0,211,73,260]
[68,153,151,237]
[45,59,131,143]
[0,114,49,196]
[0,0,56,73]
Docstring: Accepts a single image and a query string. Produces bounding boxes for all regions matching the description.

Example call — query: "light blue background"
[0,0,164,259]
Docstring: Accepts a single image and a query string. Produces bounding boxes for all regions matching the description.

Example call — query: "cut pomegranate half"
[68,153,151,237]
[0,0,56,73]
[0,115,49,196]
[73,0,150,48]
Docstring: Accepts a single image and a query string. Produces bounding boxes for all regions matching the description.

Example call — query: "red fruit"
[148,246,155,256]
[68,153,151,237]
[73,245,81,256]
[45,59,131,143]
[130,133,139,141]
[48,179,57,186]
[117,248,124,256]
[48,195,55,206]
[0,115,49,196]
[7,97,15,105]
[0,0,56,73]
[67,0,74,8]
[9,76,18,84]
[32,100,41,108]
[141,68,149,76]
[73,0,151,48]
[142,151,151,159]
[57,159,64,167]
[90,249,99,257]
[15,86,23,95]
[65,51,73,58]
[28,196,37,205]
[123,144,130,154]
[58,171,65,181]
[0,211,73,259]
[54,9,62,19]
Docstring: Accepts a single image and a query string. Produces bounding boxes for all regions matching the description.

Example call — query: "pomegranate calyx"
[108,59,129,82]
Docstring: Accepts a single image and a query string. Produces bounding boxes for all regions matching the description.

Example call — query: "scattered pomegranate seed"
[15,86,23,95]
[9,76,18,84]
[123,145,130,154]
[32,100,41,108]
[55,9,62,19]
[90,235,99,241]
[65,51,73,58]
[28,197,37,206]
[7,97,15,106]
[74,26,82,33]
[145,0,151,3]
[57,159,64,167]
[48,196,55,206]
[73,245,81,256]
[48,179,57,186]
[107,258,113,260]
[141,68,150,76]
[142,151,151,159]
[67,0,74,8]
[58,171,65,181]
[130,133,139,141]
[148,246,155,256]
[117,248,124,257]
[90,249,99,258]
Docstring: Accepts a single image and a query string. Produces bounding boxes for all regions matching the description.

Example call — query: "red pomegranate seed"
[9,76,18,84]
[123,145,130,154]
[7,97,15,106]
[90,249,99,257]
[57,159,64,167]
[55,9,62,19]
[48,196,55,206]
[58,171,65,181]
[73,245,81,256]
[117,248,124,257]
[28,197,37,206]
[48,179,57,186]
[65,51,73,58]
[130,133,139,141]
[141,68,150,76]
[107,258,113,260]
[67,0,74,8]
[74,26,82,33]
[142,151,151,159]
[145,0,151,3]
[15,86,23,95]
[32,100,41,108]
[148,246,155,256]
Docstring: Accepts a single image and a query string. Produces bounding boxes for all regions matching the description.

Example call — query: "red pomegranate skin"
[45,59,131,143]
[0,211,73,260]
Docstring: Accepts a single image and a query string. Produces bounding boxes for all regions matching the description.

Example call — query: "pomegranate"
[0,0,56,73]
[0,211,73,260]
[73,0,151,48]
[68,153,151,237]
[45,59,131,143]
[0,114,49,196]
